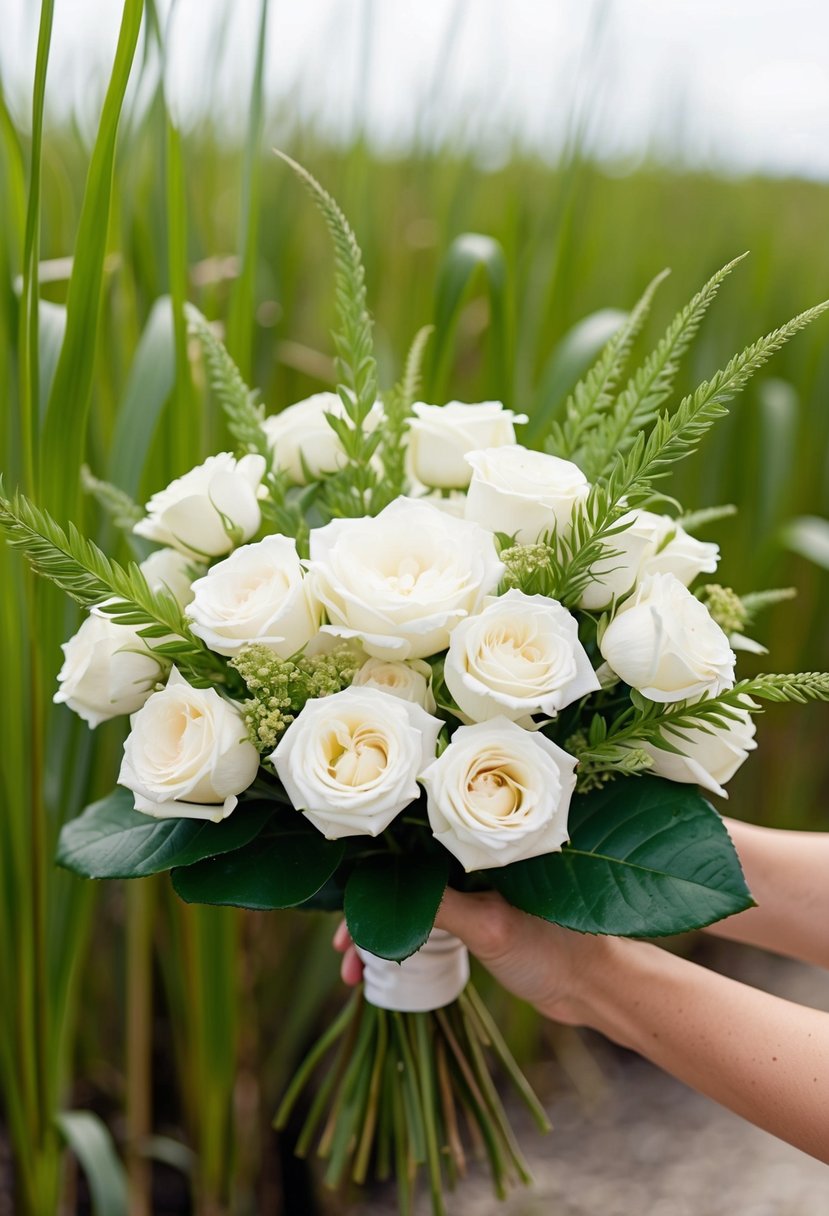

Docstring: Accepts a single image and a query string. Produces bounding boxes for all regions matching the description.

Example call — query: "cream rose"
[185,534,320,658]
[580,510,719,611]
[54,608,166,728]
[407,401,527,490]
[642,709,757,798]
[444,589,599,723]
[140,547,203,607]
[262,392,384,485]
[352,657,437,713]
[599,573,735,703]
[133,452,266,558]
[464,445,589,543]
[307,497,504,661]
[271,686,442,840]
[118,669,259,821]
[420,718,577,871]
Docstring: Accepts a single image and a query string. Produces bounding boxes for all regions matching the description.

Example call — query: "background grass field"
[2,5,829,1213]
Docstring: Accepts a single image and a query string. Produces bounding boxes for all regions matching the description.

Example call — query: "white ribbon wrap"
[356,929,470,1012]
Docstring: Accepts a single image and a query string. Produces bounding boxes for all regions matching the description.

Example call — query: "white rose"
[133,453,266,558]
[599,573,735,703]
[352,657,437,713]
[444,589,599,723]
[642,709,757,799]
[308,497,504,661]
[420,718,576,872]
[54,608,166,728]
[185,534,320,658]
[407,401,527,490]
[464,445,589,544]
[140,548,204,607]
[271,686,442,840]
[118,668,259,821]
[580,510,719,611]
[262,392,384,485]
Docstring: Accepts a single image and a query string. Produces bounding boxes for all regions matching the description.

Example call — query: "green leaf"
[108,296,176,499]
[39,0,143,518]
[524,308,628,447]
[56,788,273,880]
[344,851,449,962]
[56,1110,128,1216]
[427,232,512,406]
[491,777,753,936]
[171,813,344,910]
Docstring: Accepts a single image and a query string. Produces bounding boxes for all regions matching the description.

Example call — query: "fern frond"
[625,299,829,496]
[81,465,143,530]
[0,485,231,687]
[551,299,829,606]
[571,672,829,777]
[546,268,669,460]
[373,324,434,511]
[275,151,379,515]
[581,255,747,479]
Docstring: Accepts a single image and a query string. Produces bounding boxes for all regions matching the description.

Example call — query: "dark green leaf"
[491,777,753,936]
[344,851,449,962]
[171,813,344,910]
[56,788,273,880]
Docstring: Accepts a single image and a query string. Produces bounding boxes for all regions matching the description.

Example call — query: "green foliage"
[55,1111,128,1216]
[374,324,433,509]
[344,851,450,962]
[546,268,668,462]
[231,642,361,750]
[578,254,747,479]
[39,0,143,517]
[523,296,829,608]
[57,788,274,880]
[0,485,227,686]
[428,232,512,406]
[491,778,753,935]
[172,813,345,909]
[571,672,829,783]
[81,465,143,532]
[275,150,380,517]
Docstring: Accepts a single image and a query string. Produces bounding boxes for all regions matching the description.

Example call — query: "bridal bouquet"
[3,155,829,1215]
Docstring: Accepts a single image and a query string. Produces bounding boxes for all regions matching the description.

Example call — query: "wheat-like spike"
[81,465,144,530]
[187,306,268,457]
[581,254,747,480]
[547,268,670,459]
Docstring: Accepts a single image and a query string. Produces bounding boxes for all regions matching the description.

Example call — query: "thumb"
[434,887,514,960]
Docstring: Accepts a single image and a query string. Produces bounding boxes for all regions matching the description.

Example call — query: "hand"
[333,887,611,1026]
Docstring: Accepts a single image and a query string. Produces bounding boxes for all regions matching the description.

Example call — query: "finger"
[332,919,352,953]
[340,944,363,986]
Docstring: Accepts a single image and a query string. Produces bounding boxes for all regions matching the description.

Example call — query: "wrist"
[543,933,653,1038]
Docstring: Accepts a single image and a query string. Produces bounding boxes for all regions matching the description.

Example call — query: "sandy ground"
[356,942,829,1216]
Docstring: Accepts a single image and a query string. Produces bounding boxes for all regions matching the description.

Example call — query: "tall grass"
[2,5,829,1214]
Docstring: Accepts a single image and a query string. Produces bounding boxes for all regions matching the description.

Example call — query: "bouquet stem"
[274,983,551,1214]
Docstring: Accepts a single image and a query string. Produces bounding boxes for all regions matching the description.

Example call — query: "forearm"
[567,937,829,1163]
[706,818,829,967]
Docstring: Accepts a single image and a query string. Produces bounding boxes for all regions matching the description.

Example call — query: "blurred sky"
[3,0,829,179]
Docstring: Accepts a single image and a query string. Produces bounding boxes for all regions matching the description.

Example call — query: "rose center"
[466,767,520,818]
[327,727,388,786]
